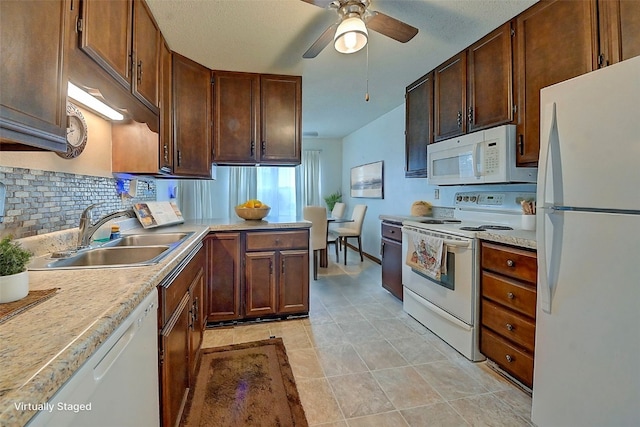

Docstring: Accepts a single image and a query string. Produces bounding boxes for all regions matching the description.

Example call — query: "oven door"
[402,225,476,324]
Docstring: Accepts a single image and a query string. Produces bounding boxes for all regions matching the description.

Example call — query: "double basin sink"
[29,232,193,270]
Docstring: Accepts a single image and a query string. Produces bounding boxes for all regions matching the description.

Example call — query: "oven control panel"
[454,192,535,211]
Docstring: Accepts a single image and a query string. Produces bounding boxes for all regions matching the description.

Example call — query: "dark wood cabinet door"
[434,52,467,141]
[189,268,205,380]
[0,0,68,151]
[260,75,302,165]
[132,0,159,112]
[468,22,514,132]
[278,250,309,314]
[172,52,212,177]
[514,0,598,166]
[381,238,403,301]
[79,0,132,91]
[405,72,433,178]
[206,233,242,322]
[212,71,260,164]
[599,0,640,65]
[159,37,173,173]
[245,251,277,318]
[160,293,190,427]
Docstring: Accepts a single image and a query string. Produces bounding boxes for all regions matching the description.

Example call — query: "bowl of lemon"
[235,199,271,220]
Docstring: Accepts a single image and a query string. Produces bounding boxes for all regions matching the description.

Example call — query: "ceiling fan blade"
[299,0,336,8]
[366,11,418,43]
[303,22,338,58]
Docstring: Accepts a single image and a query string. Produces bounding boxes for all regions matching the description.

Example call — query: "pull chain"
[365,42,370,102]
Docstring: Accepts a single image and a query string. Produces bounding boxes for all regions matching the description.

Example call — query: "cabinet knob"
[467,107,473,123]
[505,354,513,363]
[506,259,514,267]
[507,292,515,299]
[506,323,514,331]
[457,111,462,127]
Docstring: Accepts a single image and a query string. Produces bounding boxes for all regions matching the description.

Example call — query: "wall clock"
[57,102,88,159]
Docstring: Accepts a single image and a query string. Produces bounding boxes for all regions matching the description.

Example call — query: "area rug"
[181,337,308,427]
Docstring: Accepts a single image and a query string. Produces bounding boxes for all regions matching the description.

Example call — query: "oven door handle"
[443,239,470,248]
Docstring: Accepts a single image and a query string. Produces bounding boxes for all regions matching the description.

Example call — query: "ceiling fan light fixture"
[334,16,368,54]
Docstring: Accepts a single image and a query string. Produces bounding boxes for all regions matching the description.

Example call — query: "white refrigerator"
[533,55,640,426]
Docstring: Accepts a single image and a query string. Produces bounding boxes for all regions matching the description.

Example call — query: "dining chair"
[333,204,367,265]
[326,202,346,262]
[303,206,328,280]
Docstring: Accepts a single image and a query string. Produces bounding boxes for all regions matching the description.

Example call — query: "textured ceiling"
[146,0,538,139]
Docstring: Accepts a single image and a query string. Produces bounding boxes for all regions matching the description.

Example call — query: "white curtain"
[177,180,218,220]
[301,150,322,207]
[228,167,257,218]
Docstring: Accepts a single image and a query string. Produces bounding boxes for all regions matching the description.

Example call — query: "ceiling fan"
[301,0,419,58]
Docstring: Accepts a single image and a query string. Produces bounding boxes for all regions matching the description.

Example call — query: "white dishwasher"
[28,290,160,427]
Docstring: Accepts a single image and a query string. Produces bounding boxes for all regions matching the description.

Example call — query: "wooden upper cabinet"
[434,53,467,141]
[599,0,640,65]
[213,71,260,164]
[172,53,212,177]
[260,74,302,165]
[0,0,68,152]
[468,22,514,132]
[405,72,433,178]
[132,0,160,111]
[78,0,159,113]
[212,72,301,165]
[79,0,132,91]
[514,0,598,166]
[159,37,173,174]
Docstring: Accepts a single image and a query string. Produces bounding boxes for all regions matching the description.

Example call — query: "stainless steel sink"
[28,231,194,270]
[105,232,191,247]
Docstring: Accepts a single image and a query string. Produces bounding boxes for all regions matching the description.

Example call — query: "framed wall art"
[350,161,383,199]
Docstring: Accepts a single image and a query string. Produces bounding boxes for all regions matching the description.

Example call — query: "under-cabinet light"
[67,82,124,121]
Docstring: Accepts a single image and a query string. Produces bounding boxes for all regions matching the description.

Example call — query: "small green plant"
[323,190,342,212]
[0,236,32,276]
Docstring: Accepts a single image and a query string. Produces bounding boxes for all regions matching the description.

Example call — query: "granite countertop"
[0,216,310,427]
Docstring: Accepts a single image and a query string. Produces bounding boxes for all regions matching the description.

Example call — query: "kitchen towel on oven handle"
[405,229,447,280]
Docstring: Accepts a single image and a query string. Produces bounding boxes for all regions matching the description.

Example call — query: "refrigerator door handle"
[537,102,558,313]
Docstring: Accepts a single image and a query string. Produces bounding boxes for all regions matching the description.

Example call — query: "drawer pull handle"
[505,354,513,363]
[507,292,515,299]
[506,323,514,331]
[506,259,514,267]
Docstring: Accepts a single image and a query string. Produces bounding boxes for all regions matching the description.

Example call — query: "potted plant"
[323,190,342,212]
[0,236,32,303]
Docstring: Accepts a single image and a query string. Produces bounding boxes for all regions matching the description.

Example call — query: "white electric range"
[401,191,535,361]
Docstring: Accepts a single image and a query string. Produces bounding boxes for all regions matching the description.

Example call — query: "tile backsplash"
[0,167,155,239]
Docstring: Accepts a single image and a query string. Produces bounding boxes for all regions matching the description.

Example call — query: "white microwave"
[427,124,537,185]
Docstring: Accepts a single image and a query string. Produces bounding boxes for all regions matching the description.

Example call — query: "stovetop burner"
[418,219,463,224]
[459,225,514,231]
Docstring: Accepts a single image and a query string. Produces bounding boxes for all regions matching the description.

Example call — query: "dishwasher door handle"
[93,320,138,382]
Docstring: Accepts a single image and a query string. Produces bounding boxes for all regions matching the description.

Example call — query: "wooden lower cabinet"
[206,229,310,324]
[480,241,537,389]
[380,221,403,301]
[158,246,206,427]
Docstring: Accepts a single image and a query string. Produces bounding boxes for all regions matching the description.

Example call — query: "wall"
[341,104,535,260]
[0,107,156,239]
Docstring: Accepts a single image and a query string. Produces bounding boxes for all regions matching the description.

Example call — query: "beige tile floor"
[203,255,533,426]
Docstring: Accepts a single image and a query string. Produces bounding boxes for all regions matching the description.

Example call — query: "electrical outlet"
[434,189,440,200]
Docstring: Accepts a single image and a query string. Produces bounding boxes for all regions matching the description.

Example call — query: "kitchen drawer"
[482,299,536,352]
[480,329,534,388]
[482,271,537,319]
[381,222,402,242]
[245,230,308,251]
[159,248,205,325]
[481,242,537,284]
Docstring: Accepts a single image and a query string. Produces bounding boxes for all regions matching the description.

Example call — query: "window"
[257,167,297,218]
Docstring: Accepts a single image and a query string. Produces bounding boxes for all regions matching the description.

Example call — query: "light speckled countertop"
[0,217,310,427]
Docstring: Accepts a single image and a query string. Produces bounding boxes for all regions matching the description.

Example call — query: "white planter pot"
[0,270,29,303]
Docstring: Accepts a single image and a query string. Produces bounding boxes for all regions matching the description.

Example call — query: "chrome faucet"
[77,203,137,248]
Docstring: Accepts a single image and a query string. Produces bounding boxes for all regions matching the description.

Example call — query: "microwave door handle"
[472,142,482,178]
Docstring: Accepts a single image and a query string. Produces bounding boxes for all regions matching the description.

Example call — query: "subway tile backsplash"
[0,166,155,239]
